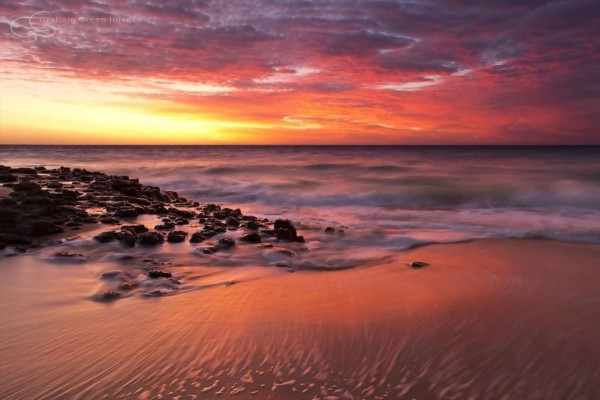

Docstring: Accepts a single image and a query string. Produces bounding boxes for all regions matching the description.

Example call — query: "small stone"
[240,233,261,243]
[274,219,297,236]
[226,216,240,227]
[325,227,335,234]
[102,290,121,300]
[189,232,206,243]
[54,251,84,258]
[94,231,117,243]
[136,231,164,246]
[167,230,188,243]
[148,270,172,278]
[119,281,139,290]
[218,237,236,249]
[411,261,429,269]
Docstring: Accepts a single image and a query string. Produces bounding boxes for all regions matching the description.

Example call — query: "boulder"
[137,231,164,246]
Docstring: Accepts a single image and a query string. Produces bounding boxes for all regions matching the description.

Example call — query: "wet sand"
[1,239,599,399]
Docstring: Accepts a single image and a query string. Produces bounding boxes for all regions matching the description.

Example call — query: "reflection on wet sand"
[1,239,599,399]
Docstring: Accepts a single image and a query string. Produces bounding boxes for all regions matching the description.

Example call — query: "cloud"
[2,0,599,143]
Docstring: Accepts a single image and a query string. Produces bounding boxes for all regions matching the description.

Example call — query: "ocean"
[1,145,599,399]
[3,145,599,248]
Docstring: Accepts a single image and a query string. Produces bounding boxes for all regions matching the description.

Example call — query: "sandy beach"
[1,238,599,399]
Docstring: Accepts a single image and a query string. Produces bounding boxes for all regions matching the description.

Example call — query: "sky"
[0,0,599,145]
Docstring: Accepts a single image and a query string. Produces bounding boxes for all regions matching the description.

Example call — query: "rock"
[13,182,42,193]
[119,281,139,290]
[0,198,17,207]
[411,261,429,269]
[246,220,259,230]
[0,174,17,183]
[121,224,148,234]
[155,222,175,230]
[148,270,172,278]
[0,233,32,245]
[54,251,84,258]
[218,237,236,249]
[61,189,79,199]
[116,230,136,247]
[82,217,98,224]
[114,207,141,218]
[22,196,52,206]
[189,232,207,243]
[0,207,21,222]
[226,216,240,228]
[111,179,134,191]
[46,181,63,189]
[276,228,295,242]
[29,221,63,236]
[167,230,187,243]
[325,227,335,234]
[137,231,164,246]
[102,290,121,300]
[100,216,120,224]
[240,233,261,243]
[100,270,121,279]
[94,231,117,243]
[274,219,297,236]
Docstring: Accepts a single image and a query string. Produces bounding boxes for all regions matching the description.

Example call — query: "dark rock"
[111,179,133,191]
[11,167,37,174]
[100,216,120,224]
[137,231,164,246]
[240,233,261,243]
[100,270,121,279]
[0,207,21,222]
[274,219,297,236]
[121,224,148,234]
[155,222,175,230]
[0,198,17,207]
[167,230,188,243]
[411,261,429,269]
[46,181,63,189]
[94,231,118,243]
[148,270,172,278]
[29,221,63,236]
[54,251,84,258]
[82,217,98,224]
[13,182,42,193]
[226,216,240,228]
[114,207,141,218]
[189,232,206,243]
[246,220,259,230]
[200,246,218,254]
[0,233,32,245]
[276,228,295,242]
[119,281,139,290]
[325,227,335,234]
[0,174,17,183]
[116,230,136,247]
[102,290,121,300]
[22,196,52,206]
[295,235,306,243]
[0,243,6,250]
[61,189,79,199]
[218,237,236,249]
